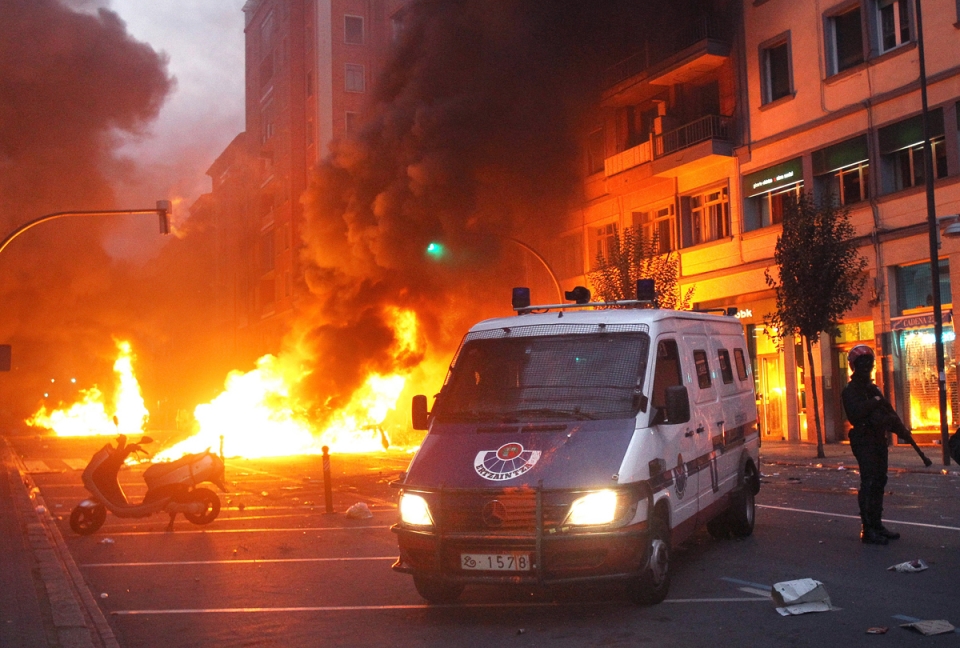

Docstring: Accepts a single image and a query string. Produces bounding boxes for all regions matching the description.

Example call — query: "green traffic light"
[426,241,445,259]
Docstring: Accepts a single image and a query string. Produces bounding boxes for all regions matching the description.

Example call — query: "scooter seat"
[143,452,208,480]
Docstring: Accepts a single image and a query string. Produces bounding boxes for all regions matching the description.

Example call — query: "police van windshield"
[433,333,649,423]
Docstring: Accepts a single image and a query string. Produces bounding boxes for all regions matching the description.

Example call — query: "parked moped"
[70,434,226,535]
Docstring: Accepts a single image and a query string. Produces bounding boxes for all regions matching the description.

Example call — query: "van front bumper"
[392,482,652,586]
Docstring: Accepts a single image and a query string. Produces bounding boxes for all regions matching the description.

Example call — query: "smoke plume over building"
[294,0,655,418]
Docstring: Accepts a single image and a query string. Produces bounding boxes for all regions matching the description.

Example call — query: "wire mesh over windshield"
[434,330,650,423]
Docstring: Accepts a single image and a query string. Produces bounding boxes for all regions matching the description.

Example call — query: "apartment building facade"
[222,0,403,361]
[561,0,960,444]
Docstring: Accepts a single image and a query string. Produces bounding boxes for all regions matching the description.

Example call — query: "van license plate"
[461,553,531,571]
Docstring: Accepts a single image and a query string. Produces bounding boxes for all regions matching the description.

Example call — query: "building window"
[874,0,911,53]
[742,158,803,231]
[259,10,275,51]
[345,63,365,93]
[586,128,604,175]
[827,5,864,74]
[344,15,364,44]
[761,35,792,104]
[897,259,952,313]
[260,101,275,145]
[260,277,275,308]
[260,229,275,272]
[345,111,359,135]
[813,135,870,205]
[684,185,730,245]
[391,8,406,43]
[259,50,274,91]
[879,109,947,194]
[633,204,676,254]
[591,222,619,268]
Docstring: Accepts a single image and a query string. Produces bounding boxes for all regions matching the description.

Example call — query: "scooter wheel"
[183,488,220,525]
[70,504,106,535]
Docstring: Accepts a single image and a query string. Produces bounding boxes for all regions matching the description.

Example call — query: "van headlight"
[566,490,619,526]
[399,493,434,527]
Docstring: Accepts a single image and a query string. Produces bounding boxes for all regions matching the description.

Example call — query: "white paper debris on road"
[900,620,955,636]
[771,578,836,616]
[887,559,928,573]
[345,502,373,519]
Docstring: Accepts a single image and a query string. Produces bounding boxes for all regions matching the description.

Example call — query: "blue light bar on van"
[636,279,655,302]
[512,287,531,309]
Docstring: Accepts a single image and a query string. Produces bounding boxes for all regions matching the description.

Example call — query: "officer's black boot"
[861,526,888,545]
[877,524,900,540]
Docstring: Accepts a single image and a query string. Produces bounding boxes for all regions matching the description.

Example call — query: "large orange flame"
[155,307,422,460]
[26,340,149,436]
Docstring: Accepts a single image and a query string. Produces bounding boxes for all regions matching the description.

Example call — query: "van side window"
[717,348,733,384]
[734,348,748,381]
[651,340,682,409]
[693,350,712,388]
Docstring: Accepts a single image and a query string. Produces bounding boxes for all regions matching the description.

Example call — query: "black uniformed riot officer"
[841,344,911,545]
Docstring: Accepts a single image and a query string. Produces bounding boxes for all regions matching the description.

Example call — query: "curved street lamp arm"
[506,237,564,303]
[0,204,170,257]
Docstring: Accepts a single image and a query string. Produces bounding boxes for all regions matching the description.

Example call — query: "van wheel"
[727,463,757,538]
[629,510,670,605]
[413,575,464,604]
[70,503,106,535]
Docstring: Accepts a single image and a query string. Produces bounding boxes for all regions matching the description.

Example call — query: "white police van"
[392,284,760,604]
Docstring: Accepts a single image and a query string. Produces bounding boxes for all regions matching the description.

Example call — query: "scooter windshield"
[433,331,649,424]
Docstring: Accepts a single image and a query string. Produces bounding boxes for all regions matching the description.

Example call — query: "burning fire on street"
[27,308,426,460]
[26,340,148,437]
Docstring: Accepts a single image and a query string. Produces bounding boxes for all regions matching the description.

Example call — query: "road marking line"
[111,597,771,615]
[72,525,392,537]
[758,504,960,532]
[83,557,397,567]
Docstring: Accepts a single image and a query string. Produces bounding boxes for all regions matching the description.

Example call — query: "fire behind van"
[392,287,760,604]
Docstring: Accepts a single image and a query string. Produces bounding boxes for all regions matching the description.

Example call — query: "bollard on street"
[322,445,334,513]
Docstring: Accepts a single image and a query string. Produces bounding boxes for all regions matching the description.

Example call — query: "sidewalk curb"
[3,438,119,648]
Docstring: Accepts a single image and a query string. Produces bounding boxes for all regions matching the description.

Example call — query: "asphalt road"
[10,433,960,648]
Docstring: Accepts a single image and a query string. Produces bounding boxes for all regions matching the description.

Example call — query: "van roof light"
[636,279,655,303]
[512,287,531,309]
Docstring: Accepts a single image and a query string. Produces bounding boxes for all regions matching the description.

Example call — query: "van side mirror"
[664,385,690,424]
[412,394,430,430]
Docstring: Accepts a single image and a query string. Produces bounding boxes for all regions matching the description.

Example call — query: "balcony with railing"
[602,14,732,104]
[654,114,731,157]
[651,114,734,177]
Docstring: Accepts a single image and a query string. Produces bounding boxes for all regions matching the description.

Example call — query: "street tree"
[764,193,867,458]
[589,226,694,309]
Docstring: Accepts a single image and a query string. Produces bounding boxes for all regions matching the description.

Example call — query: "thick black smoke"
[298,0,665,414]
[0,0,182,427]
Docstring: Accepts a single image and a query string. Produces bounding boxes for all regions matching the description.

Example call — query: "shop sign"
[890,311,953,331]
[742,157,803,198]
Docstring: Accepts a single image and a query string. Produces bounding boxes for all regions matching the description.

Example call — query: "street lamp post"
[0,200,171,257]
[915,0,951,465]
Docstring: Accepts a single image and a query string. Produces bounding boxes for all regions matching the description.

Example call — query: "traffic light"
[157,200,171,235]
[425,241,446,260]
